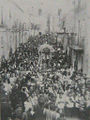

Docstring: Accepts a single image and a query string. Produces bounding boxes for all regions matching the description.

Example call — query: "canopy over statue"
[38,43,55,54]
[38,43,55,71]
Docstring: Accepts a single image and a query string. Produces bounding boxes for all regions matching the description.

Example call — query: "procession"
[0,0,90,120]
[0,34,90,120]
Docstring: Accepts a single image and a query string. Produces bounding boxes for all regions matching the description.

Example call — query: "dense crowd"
[0,34,90,120]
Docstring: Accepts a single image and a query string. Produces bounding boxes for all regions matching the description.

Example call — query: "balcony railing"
[69,44,83,52]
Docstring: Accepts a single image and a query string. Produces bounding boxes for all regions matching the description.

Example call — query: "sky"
[14,0,73,14]
[0,0,89,33]
[0,0,74,23]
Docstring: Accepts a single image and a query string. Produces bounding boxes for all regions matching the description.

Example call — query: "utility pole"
[73,0,76,32]
[10,34,12,50]
[1,37,4,57]
[52,16,55,33]
[18,23,21,45]
[15,29,17,51]
[1,7,4,57]
[58,9,61,31]
[47,14,51,34]
[22,23,24,44]
[77,0,81,45]
[78,20,81,45]
[1,7,3,25]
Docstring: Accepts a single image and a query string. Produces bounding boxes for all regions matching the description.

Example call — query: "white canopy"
[38,43,55,53]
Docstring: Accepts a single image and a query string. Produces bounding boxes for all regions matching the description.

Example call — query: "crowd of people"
[0,34,90,120]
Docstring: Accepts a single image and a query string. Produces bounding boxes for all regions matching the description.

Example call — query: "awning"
[69,45,83,52]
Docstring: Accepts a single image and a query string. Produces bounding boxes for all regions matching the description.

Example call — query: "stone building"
[0,23,8,62]
[63,0,89,76]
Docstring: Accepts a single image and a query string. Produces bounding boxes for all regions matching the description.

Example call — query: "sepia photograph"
[0,0,90,120]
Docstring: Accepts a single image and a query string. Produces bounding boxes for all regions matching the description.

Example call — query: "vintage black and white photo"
[0,0,90,120]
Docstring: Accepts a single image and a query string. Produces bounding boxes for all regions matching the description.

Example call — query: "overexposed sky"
[0,0,89,33]
[0,0,74,23]
[14,0,73,14]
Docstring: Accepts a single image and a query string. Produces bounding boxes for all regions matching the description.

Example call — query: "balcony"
[69,44,83,52]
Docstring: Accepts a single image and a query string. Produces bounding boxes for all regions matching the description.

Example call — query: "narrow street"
[0,0,90,120]
[0,34,90,120]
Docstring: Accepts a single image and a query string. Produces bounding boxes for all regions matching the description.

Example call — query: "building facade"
[62,0,90,77]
